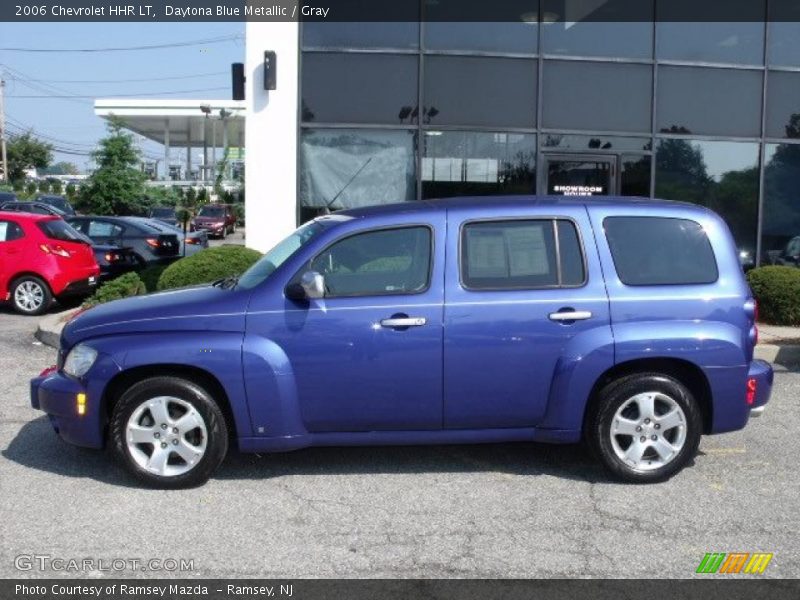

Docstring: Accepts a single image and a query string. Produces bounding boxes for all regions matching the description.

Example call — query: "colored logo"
[696,552,773,574]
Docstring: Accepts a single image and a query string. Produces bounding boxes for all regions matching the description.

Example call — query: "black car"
[148,206,179,227]
[66,216,180,267]
[36,195,76,216]
[92,244,139,281]
[0,200,67,216]
[0,191,18,204]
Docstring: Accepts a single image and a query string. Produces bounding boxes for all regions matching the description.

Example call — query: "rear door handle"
[380,317,427,328]
[548,310,592,322]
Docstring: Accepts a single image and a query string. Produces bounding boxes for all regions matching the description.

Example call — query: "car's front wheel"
[110,376,228,488]
[10,275,52,315]
[588,373,702,483]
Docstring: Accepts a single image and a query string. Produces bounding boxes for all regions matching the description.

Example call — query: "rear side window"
[0,220,24,241]
[604,217,718,286]
[37,219,86,243]
[460,219,585,290]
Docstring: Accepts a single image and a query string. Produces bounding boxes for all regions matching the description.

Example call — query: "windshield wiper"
[212,275,239,289]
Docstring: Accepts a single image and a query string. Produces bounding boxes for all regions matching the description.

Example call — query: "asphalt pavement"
[1,307,798,578]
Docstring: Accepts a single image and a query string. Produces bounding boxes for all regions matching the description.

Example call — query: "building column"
[245,21,299,253]
[163,119,170,181]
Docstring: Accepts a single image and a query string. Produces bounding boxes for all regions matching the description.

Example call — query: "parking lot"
[1,308,798,579]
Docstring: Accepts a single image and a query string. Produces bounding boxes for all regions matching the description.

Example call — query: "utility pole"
[0,77,8,184]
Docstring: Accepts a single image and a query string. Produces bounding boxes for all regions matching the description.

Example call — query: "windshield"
[237,220,331,290]
[151,208,175,218]
[198,206,225,218]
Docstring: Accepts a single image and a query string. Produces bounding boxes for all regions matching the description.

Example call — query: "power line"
[8,86,230,99]
[24,71,227,84]
[0,34,240,53]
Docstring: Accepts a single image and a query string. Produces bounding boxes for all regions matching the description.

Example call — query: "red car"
[191,204,236,238]
[0,211,100,315]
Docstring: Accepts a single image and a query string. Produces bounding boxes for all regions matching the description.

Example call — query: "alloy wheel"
[14,281,44,312]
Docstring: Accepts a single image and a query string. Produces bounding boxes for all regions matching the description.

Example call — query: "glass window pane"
[299,129,417,215]
[557,220,586,286]
[763,144,800,266]
[769,0,800,66]
[302,22,419,50]
[620,155,652,197]
[541,0,653,59]
[424,56,537,128]
[302,53,418,124]
[766,71,800,139]
[310,227,431,297]
[425,22,537,54]
[604,217,718,285]
[541,134,652,154]
[421,131,536,199]
[655,139,759,259]
[656,66,762,137]
[461,220,559,289]
[656,1,766,65]
[542,61,652,133]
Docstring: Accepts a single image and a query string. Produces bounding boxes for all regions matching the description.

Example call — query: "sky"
[0,21,245,172]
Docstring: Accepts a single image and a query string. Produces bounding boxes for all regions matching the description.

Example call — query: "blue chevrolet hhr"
[31,197,773,487]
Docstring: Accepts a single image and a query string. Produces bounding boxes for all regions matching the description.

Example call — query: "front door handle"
[548,310,592,322]
[380,317,427,328]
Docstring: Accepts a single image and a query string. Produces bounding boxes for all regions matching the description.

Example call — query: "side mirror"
[285,270,325,301]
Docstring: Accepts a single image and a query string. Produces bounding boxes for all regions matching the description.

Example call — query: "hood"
[62,284,250,349]
[194,215,225,223]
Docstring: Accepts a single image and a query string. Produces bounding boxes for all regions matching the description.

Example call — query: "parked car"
[0,191,18,204]
[0,200,67,216]
[148,206,179,227]
[35,195,76,216]
[31,197,772,488]
[1,211,99,314]
[66,216,180,267]
[192,204,236,238]
[775,236,800,267]
[130,217,209,257]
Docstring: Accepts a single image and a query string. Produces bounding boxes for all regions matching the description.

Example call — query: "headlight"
[63,344,98,378]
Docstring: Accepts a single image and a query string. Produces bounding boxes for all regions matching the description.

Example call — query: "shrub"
[746,266,800,326]
[157,246,262,290]
[83,272,147,308]
[138,264,169,293]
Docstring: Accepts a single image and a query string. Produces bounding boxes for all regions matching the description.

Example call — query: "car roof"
[0,210,58,221]
[334,195,705,219]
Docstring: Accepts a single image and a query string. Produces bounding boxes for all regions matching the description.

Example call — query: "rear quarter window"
[604,216,718,286]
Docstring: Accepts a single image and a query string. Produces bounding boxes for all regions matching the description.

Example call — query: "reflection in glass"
[656,0,765,65]
[655,139,759,261]
[765,72,800,139]
[425,22,537,54]
[656,67,762,137]
[763,143,800,266]
[542,61,652,133]
[302,53,418,124]
[620,155,652,197]
[299,129,417,222]
[302,22,419,49]
[541,134,651,153]
[421,131,536,199]
[541,0,653,59]
[546,158,612,196]
[767,0,800,67]
[424,56,537,128]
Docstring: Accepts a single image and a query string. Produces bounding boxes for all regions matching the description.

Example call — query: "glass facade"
[299,4,800,266]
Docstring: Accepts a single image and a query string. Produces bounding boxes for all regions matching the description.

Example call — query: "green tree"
[37,180,50,193]
[25,181,37,197]
[6,132,53,182]
[78,118,147,215]
[65,183,77,201]
[51,180,63,195]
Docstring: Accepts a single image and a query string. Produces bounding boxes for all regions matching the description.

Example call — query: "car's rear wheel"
[588,373,702,483]
[110,376,228,488]
[10,275,52,315]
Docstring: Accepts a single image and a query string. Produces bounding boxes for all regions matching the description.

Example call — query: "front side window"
[460,219,585,290]
[308,226,432,297]
[604,217,718,286]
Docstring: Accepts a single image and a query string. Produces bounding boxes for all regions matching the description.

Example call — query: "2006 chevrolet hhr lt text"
[31,197,773,488]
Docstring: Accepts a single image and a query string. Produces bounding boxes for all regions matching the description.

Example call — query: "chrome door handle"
[380,317,427,328]
[548,310,592,322]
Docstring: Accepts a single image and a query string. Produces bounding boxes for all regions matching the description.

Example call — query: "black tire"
[10,275,52,315]
[110,376,228,489]
[588,373,702,483]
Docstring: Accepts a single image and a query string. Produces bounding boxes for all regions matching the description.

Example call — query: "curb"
[754,343,800,367]
[35,308,79,349]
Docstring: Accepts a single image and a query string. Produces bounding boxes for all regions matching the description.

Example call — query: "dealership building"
[245,5,800,267]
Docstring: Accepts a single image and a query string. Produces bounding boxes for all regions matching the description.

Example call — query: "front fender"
[88,332,253,438]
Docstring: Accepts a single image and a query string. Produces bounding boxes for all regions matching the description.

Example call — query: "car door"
[0,219,27,295]
[443,205,611,429]
[247,219,446,433]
